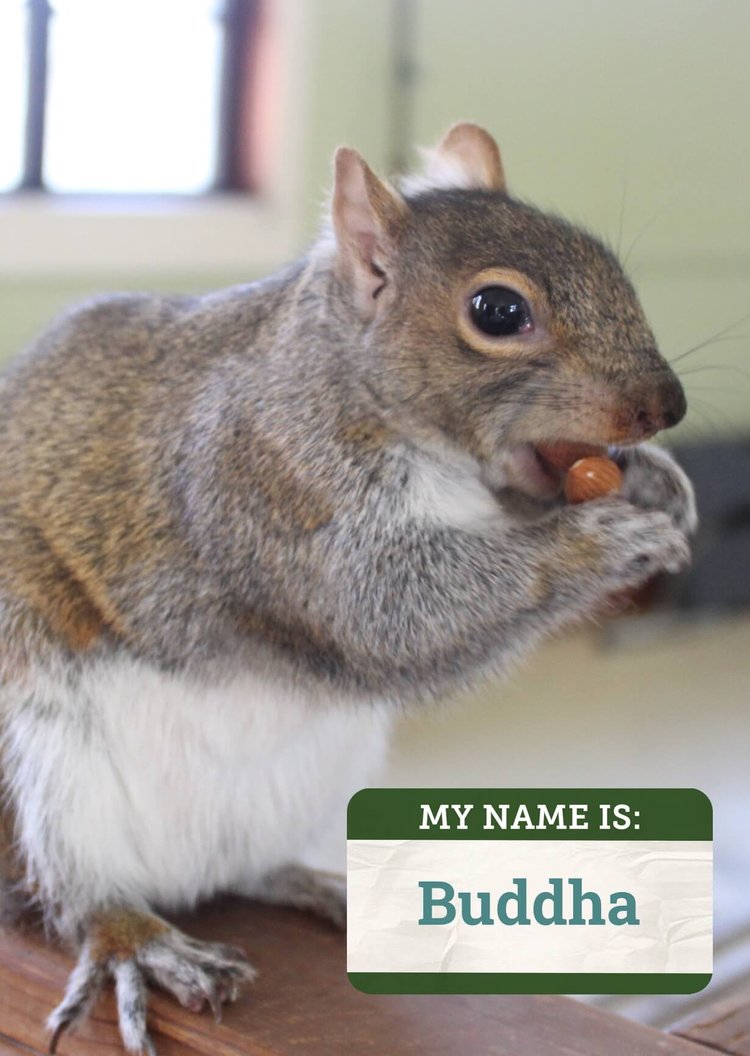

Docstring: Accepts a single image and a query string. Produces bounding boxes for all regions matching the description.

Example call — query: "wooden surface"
[0,898,724,1055]
[672,992,750,1055]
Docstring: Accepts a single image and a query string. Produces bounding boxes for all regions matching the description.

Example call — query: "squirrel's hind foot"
[256,863,347,929]
[48,908,256,1054]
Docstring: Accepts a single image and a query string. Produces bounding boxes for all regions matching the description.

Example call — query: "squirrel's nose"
[634,376,687,436]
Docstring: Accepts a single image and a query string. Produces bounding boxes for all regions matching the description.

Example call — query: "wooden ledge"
[671,992,750,1055]
[0,898,716,1055]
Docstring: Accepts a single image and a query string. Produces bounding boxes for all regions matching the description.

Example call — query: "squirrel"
[0,124,696,1053]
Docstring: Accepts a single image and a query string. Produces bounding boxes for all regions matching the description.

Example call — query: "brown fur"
[89,909,169,963]
[10,527,109,651]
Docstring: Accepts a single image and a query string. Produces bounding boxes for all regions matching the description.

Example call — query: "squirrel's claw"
[48,1022,66,1055]
[138,927,256,1018]
[47,942,106,1052]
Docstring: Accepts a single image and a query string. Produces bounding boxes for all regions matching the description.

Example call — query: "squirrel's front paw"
[614,443,698,536]
[568,499,691,593]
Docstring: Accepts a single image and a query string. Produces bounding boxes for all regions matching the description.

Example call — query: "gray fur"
[0,186,694,696]
[259,864,347,928]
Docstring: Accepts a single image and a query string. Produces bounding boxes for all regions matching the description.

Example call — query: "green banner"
[348,788,712,841]
[349,973,712,995]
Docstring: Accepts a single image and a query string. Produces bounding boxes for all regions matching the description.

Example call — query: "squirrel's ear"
[332,147,408,317]
[411,122,506,193]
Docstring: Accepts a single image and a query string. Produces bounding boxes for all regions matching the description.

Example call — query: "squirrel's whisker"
[669,313,750,365]
[678,363,750,382]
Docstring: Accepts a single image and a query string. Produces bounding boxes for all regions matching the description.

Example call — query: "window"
[0,0,306,276]
[0,0,259,196]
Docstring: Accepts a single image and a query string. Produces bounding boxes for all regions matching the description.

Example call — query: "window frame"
[0,0,308,277]
[19,0,49,191]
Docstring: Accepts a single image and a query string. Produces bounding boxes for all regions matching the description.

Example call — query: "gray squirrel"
[0,123,695,1053]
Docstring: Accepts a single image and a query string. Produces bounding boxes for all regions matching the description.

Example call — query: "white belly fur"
[3,658,392,932]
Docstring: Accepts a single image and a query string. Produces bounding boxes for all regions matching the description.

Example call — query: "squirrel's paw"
[568,500,691,591]
[255,863,347,929]
[614,443,698,536]
[48,909,256,1055]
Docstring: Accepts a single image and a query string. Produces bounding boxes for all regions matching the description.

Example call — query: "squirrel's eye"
[469,286,533,337]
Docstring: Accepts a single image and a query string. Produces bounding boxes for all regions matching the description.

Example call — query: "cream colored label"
[347,840,712,974]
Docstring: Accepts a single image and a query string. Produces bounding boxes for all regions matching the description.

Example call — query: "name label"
[347,788,712,995]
